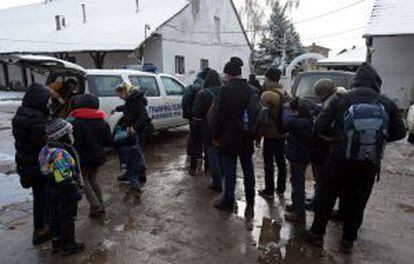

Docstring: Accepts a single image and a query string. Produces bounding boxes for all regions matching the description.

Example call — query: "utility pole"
[142,23,151,65]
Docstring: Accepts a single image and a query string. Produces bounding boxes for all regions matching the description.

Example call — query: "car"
[290,71,355,101]
[2,54,188,131]
[407,104,414,143]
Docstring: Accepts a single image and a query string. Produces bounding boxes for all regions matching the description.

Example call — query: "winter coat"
[69,95,112,168]
[260,80,286,139]
[213,78,254,155]
[182,78,203,119]
[314,63,407,160]
[248,78,262,94]
[282,105,314,163]
[192,85,221,146]
[115,89,152,134]
[12,83,50,189]
[39,141,82,201]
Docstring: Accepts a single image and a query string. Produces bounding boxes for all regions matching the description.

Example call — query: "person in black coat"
[248,74,262,94]
[306,63,407,252]
[112,83,151,193]
[69,94,112,217]
[192,70,223,191]
[213,57,256,212]
[12,83,51,245]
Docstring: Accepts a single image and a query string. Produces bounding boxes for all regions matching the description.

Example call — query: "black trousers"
[189,121,208,171]
[46,184,79,247]
[262,138,287,193]
[311,158,377,241]
[32,181,48,230]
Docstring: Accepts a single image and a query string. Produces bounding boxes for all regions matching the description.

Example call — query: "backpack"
[242,87,268,137]
[182,83,201,119]
[343,98,389,163]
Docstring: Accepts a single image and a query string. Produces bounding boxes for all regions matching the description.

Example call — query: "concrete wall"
[158,0,251,84]
[372,35,414,109]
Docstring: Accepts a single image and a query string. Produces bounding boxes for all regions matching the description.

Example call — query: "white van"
[3,55,188,131]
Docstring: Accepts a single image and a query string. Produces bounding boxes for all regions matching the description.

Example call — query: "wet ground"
[0,95,413,263]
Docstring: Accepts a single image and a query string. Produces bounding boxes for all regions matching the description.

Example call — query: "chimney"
[55,15,61,31]
[81,4,87,23]
[135,0,139,13]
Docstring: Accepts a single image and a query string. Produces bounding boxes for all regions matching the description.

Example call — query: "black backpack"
[182,83,201,119]
[242,87,268,137]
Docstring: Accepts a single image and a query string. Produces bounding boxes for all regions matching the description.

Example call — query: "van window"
[129,76,160,97]
[161,77,185,96]
[88,75,123,97]
[296,74,347,99]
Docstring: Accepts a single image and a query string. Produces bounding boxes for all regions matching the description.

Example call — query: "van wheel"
[408,133,414,144]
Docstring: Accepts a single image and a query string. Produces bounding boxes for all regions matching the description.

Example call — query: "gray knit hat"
[46,118,73,141]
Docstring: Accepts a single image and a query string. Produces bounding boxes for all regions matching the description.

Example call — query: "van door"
[160,76,187,128]
[86,74,123,129]
[129,75,168,130]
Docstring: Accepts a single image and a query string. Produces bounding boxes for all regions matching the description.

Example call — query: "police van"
[4,54,188,131]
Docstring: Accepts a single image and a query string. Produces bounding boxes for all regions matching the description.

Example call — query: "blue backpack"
[343,99,389,163]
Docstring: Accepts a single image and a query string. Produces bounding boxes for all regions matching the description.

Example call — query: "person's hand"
[127,127,136,135]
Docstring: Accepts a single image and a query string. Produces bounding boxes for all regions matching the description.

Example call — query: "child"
[69,94,112,218]
[39,118,84,256]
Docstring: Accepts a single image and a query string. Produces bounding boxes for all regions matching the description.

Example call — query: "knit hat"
[224,57,244,76]
[314,78,335,100]
[265,67,282,82]
[46,118,73,141]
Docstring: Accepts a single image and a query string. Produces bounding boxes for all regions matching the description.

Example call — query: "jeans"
[206,146,223,187]
[311,158,378,241]
[263,138,287,193]
[308,164,323,207]
[126,147,145,190]
[32,181,48,230]
[46,184,78,247]
[221,152,255,206]
[189,121,204,171]
[290,162,308,215]
[82,166,103,210]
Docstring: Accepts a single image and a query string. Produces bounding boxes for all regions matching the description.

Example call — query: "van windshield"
[88,75,123,97]
[296,74,348,99]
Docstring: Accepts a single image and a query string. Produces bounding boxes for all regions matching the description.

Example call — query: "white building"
[0,0,251,89]
[364,0,414,109]
[317,46,366,72]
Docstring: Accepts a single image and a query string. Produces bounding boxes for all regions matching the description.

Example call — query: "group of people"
[12,80,151,256]
[183,57,407,253]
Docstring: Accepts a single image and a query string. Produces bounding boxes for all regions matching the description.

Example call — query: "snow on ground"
[0,92,24,101]
[0,173,31,208]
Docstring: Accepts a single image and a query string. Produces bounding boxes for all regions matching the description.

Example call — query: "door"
[159,75,187,128]
[128,74,168,130]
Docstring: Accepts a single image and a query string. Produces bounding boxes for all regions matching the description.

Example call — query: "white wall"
[372,35,414,109]
[158,0,251,85]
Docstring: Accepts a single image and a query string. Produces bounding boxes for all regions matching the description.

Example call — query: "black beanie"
[265,67,282,82]
[224,57,243,76]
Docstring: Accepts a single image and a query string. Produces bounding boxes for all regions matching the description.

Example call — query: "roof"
[0,0,188,54]
[317,46,366,66]
[365,0,414,37]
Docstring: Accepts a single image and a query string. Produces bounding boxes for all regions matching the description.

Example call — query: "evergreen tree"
[254,0,303,74]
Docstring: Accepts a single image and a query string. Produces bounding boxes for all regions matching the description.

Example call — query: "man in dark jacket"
[306,63,407,252]
[213,57,255,212]
[192,70,223,191]
[112,83,152,193]
[183,68,211,175]
[69,94,112,217]
[12,83,50,245]
[248,74,262,93]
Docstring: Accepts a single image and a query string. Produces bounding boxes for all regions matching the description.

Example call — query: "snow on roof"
[317,46,366,66]
[365,0,414,37]
[0,0,188,54]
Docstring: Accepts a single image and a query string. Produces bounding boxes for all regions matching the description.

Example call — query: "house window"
[175,56,185,75]
[200,59,209,71]
[214,16,221,43]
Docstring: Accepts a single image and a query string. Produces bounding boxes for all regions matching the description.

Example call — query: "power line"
[303,26,366,41]
[293,0,368,25]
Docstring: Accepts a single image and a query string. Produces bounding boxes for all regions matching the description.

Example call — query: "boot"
[61,242,85,256]
[196,159,203,174]
[52,238,61,254]
[32,227,51,245]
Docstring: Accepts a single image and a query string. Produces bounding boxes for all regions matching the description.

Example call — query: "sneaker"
[117,173,129,182]
[88,206,105,219]
[61,242,85,256]
[305,201,315,211]
[51,239,61,254]
[276,190,285,197]
[258,189,274,199]
[213,199,236,213]
[304,230,324,247]
[285,211,305,222]
[340,238,354,253]
[330,210,344,222]
[32,227,51,246]
[208,184,222,193]
[189,169,197,176]
[285,204,295,213]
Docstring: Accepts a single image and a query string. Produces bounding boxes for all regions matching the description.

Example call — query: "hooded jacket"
[12,83,50,188]
[69,94,112,167]
[260,80,286,139]
[314,63,407,160]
